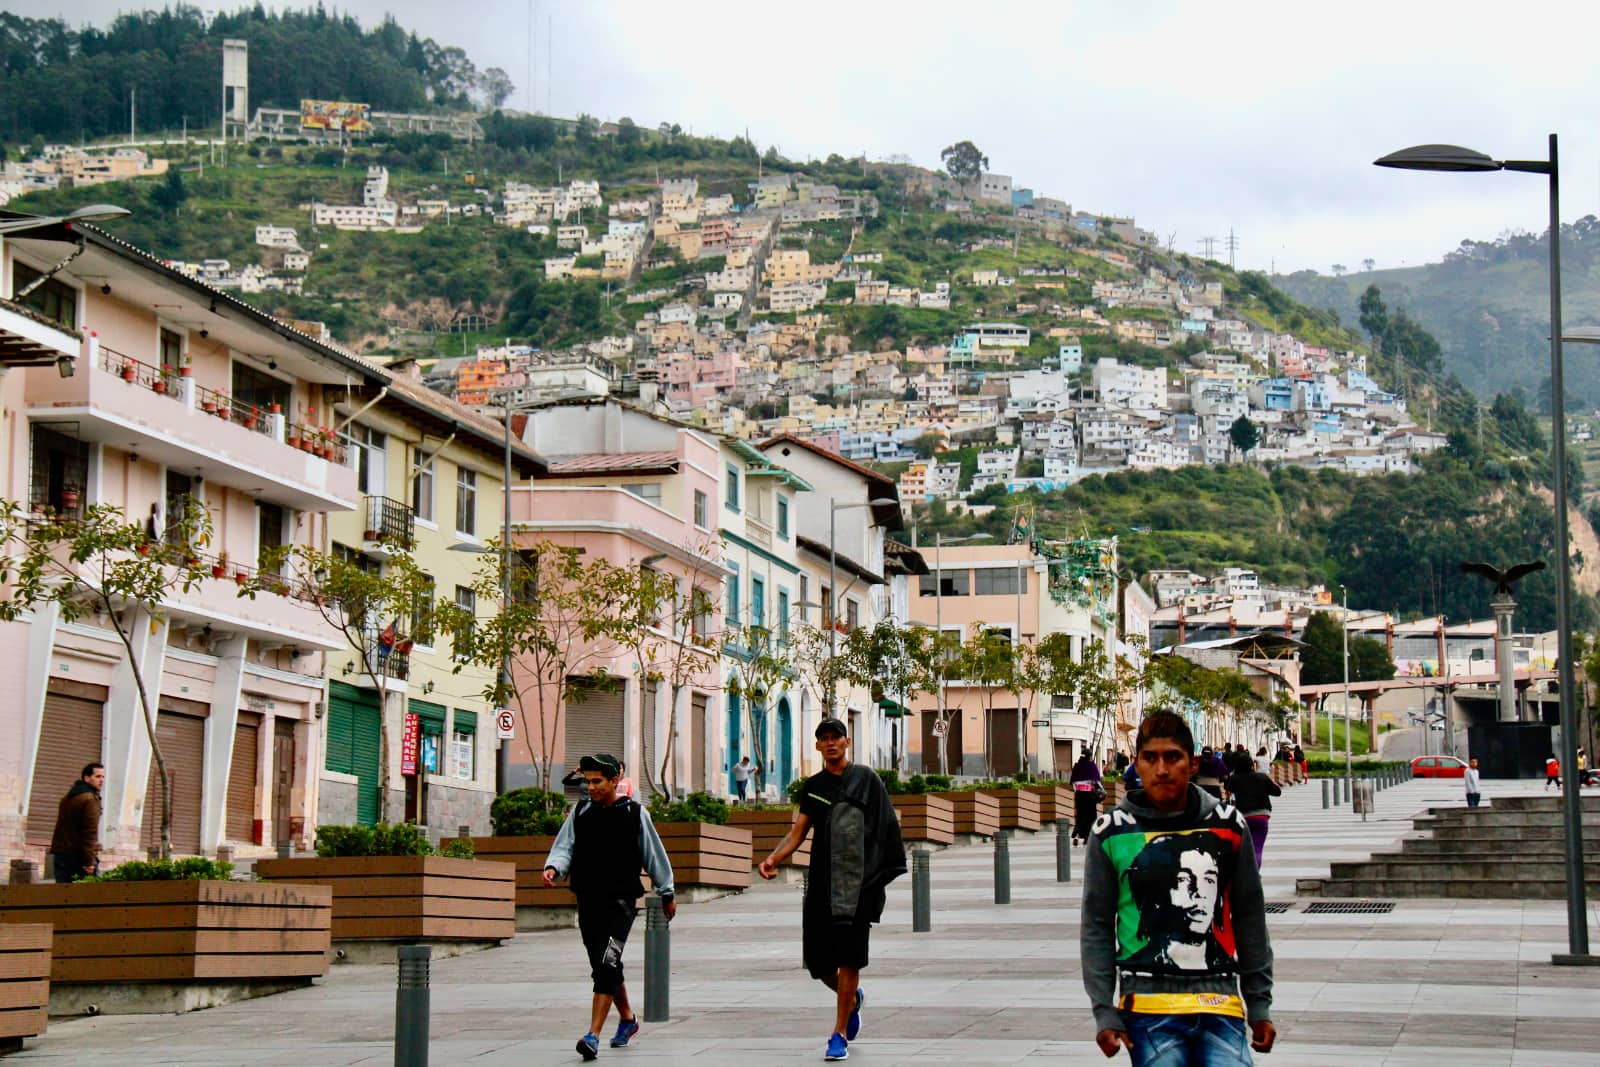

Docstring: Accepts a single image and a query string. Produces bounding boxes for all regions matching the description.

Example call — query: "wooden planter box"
[656,822,752,890]
[1102,780,1127,812]
[944,790,1001,837]
[988,788,1042,831]
[439,835,576,908]
[253,855,514,942]
[1023,784,1074,823]
[0,881,331,985]
[892,794,955,845]
[727,808,807,867]
[0,924,48,1049]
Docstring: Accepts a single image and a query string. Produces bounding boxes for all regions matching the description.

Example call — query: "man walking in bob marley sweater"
[1081,710,1276,1065]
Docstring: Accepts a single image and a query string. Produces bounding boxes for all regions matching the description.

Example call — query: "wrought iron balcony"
[363,495,415,549]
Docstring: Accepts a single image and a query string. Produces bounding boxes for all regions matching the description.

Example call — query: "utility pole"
[1342,588,1353,796]
[1225,229,1239,270]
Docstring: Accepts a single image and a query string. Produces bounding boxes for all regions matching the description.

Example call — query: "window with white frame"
[693,489,708,529]
[455,467,477,536]
[625,482,663,504]
[413,455,435,523]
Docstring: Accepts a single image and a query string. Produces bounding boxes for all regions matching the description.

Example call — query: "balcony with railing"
[363,495,416,549]
[22,337,357,512]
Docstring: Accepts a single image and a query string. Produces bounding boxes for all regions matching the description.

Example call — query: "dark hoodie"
[826,763,906,923]
[51,779,101,868]
[1080,783,1273,1031]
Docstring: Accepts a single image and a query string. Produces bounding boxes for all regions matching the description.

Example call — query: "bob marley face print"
[1113,828,1240,974]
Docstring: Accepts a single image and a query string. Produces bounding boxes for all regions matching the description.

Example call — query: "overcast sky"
[15,0,1600,276]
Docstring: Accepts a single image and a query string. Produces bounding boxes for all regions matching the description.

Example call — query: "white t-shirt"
[1464,768,1481,794]
[734,762,751,783]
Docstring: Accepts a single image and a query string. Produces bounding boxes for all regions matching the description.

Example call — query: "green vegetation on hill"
[911,452,1598,633]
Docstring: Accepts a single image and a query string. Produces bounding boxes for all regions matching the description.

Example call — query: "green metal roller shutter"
[329,682,382,826]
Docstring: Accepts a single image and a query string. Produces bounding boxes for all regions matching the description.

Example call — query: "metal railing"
[193,381,274,438]
[287,421,348,464]
[101,344,180,399]
[364,495,416,548]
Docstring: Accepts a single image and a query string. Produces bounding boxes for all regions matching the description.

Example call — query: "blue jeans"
[1128,1013,1252,1067]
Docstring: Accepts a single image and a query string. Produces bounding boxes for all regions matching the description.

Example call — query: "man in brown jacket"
[50,762,104,883]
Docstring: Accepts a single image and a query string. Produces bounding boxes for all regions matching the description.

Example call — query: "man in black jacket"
[760,717,905,1062]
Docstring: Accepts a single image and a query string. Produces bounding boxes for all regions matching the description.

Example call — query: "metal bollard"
[1321,779,1329,809]
[1341,776,1350,805]
[1055,819,1072,883]
[643,893,670,1022]
[458,824,471,841]
[394,944,430,1067]
[993,831,1011,905]
[912,849,931,933]
[9,859,37,885]
[277,840,293,859]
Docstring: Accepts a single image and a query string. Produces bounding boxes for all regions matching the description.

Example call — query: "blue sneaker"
[610,1018,640,1048]
[824,1032,849,1061]
[846,988,864,1041]
[576,1032,599,1061]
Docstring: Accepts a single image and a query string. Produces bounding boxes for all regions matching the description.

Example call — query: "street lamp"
[827,498,898,721]
[1377,136,1592,963]
[1341,586,1351,797]
[0,203,131,236]
[931,531,991,776]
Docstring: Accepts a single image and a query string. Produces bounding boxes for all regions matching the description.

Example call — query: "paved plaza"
[12,777,1600,1065]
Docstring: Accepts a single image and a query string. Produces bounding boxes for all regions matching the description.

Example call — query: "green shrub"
[314,822,467,858]
[876,768,903,795]
[439,838,475,859]
[904,774,927,795]
[921,774,954,792]
[786,777,806,802]
[490,787,570,836]
[648,790,730,825]
[84,857,233,883]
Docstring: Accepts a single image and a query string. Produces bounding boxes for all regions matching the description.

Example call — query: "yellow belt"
[1119,992,1245,1019]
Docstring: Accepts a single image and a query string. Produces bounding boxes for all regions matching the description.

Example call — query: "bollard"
[1341,776,1350,805]
[277,840,292,859]
[1321,779,1329,809]
[1055,819,1072,883]
[993,831,1011,905]
[912,849,931,933]
[216,844,235,865]
[394,944,430,1067]
[9,859,37,885]
[643,892,670,1022]
[458,824,470,841]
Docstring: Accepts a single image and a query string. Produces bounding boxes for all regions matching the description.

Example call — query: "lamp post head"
[1562,327,1600,345]
[63,204,132,225]
[1374,144,1502,173]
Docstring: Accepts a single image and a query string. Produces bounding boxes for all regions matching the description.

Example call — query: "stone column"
[1492,593,1518,723]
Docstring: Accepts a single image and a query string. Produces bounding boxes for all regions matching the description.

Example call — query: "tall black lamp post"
[1376,137,1593,964]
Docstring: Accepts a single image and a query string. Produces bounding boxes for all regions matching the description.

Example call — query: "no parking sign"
[496,709,515,740]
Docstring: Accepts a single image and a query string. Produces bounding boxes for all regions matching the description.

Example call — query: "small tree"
[0,498,212,859]
[953,623,1017,778]
[440,541,638,792]
[940,140,989,184]
[260,539,439,822]
[1014,631,1077,772]
[832,620,940,773]
[1229,414,1260,459]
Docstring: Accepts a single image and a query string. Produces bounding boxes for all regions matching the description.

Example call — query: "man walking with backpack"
[1081,710,1276,1065]
[759,717,906,1061]
[543,753,676,1061]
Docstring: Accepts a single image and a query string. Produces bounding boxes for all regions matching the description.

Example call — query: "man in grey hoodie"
[1080,711,1275,1064]
[543,753,676,1061]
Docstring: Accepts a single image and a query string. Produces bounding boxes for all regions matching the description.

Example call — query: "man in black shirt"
[760,717,905,1062]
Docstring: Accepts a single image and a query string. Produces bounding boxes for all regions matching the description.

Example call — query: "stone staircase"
[1297,795,1600,899]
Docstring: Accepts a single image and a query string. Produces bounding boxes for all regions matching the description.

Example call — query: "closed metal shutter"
[989,708,1021,777]
[227,713,261,843]
[921,711,963,775]
[690,694,707,793]
[642,684,659,797]
[563,681,625,800]
[141,708,206,856]
[329,681,382,826]
[26,686,105,847]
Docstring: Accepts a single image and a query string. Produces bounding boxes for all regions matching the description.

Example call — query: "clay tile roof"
[544,450,680,476]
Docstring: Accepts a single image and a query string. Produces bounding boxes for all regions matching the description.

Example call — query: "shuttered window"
[141,707,206,856]
[26,686,105,847]
[563,681,625,800]
[227,713,261,843]
[690,693,708,793]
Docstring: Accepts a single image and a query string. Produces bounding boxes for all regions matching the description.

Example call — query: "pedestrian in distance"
[50,762,104,884]
[1546,754,1561,790]
[1464,757,1482,809]
[1070,751,1105,845]
[1225,750,1282,868]
[1253,746,1270,774]
[542,753,676,1061]
[615,760,635,800]
[1293,743,1307,783]
[1195,746,1227,799]
[1081,710,1276,1066]
[1123,759,1143,791]
[759,717,906,1062]
[734,755,754,802]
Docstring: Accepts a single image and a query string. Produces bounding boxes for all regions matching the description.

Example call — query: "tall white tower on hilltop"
[222,38,249,141]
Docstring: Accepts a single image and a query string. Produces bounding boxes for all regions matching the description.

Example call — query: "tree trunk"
[111,609,171,859]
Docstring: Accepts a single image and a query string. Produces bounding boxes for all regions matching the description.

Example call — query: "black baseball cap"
[577,753,622,776]
[814,718,848,739]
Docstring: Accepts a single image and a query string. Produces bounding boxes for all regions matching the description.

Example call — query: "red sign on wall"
[401,712,420,777]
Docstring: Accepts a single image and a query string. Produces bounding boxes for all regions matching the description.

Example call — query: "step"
[1308,878,1600,899]
[1394,840,1582,858]
[1329,858,1600,881]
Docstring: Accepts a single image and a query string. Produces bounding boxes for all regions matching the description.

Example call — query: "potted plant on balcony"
[211,553,229,580]
[216,389,232,421]
[154,366,172,394]
[57,485,80,513]
[201,396,217,414]
[240,404,258,431]
[121,360,136,382]
[286,427,302,449]
[178,356,193,378]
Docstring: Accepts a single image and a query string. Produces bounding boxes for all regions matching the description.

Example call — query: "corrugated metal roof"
[544,450,680,474]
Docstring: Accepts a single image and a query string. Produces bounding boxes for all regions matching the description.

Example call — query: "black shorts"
[577,897,637,996]
[802,896,870,981]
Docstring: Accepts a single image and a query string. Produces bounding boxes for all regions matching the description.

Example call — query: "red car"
[1410,755,1468,779]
